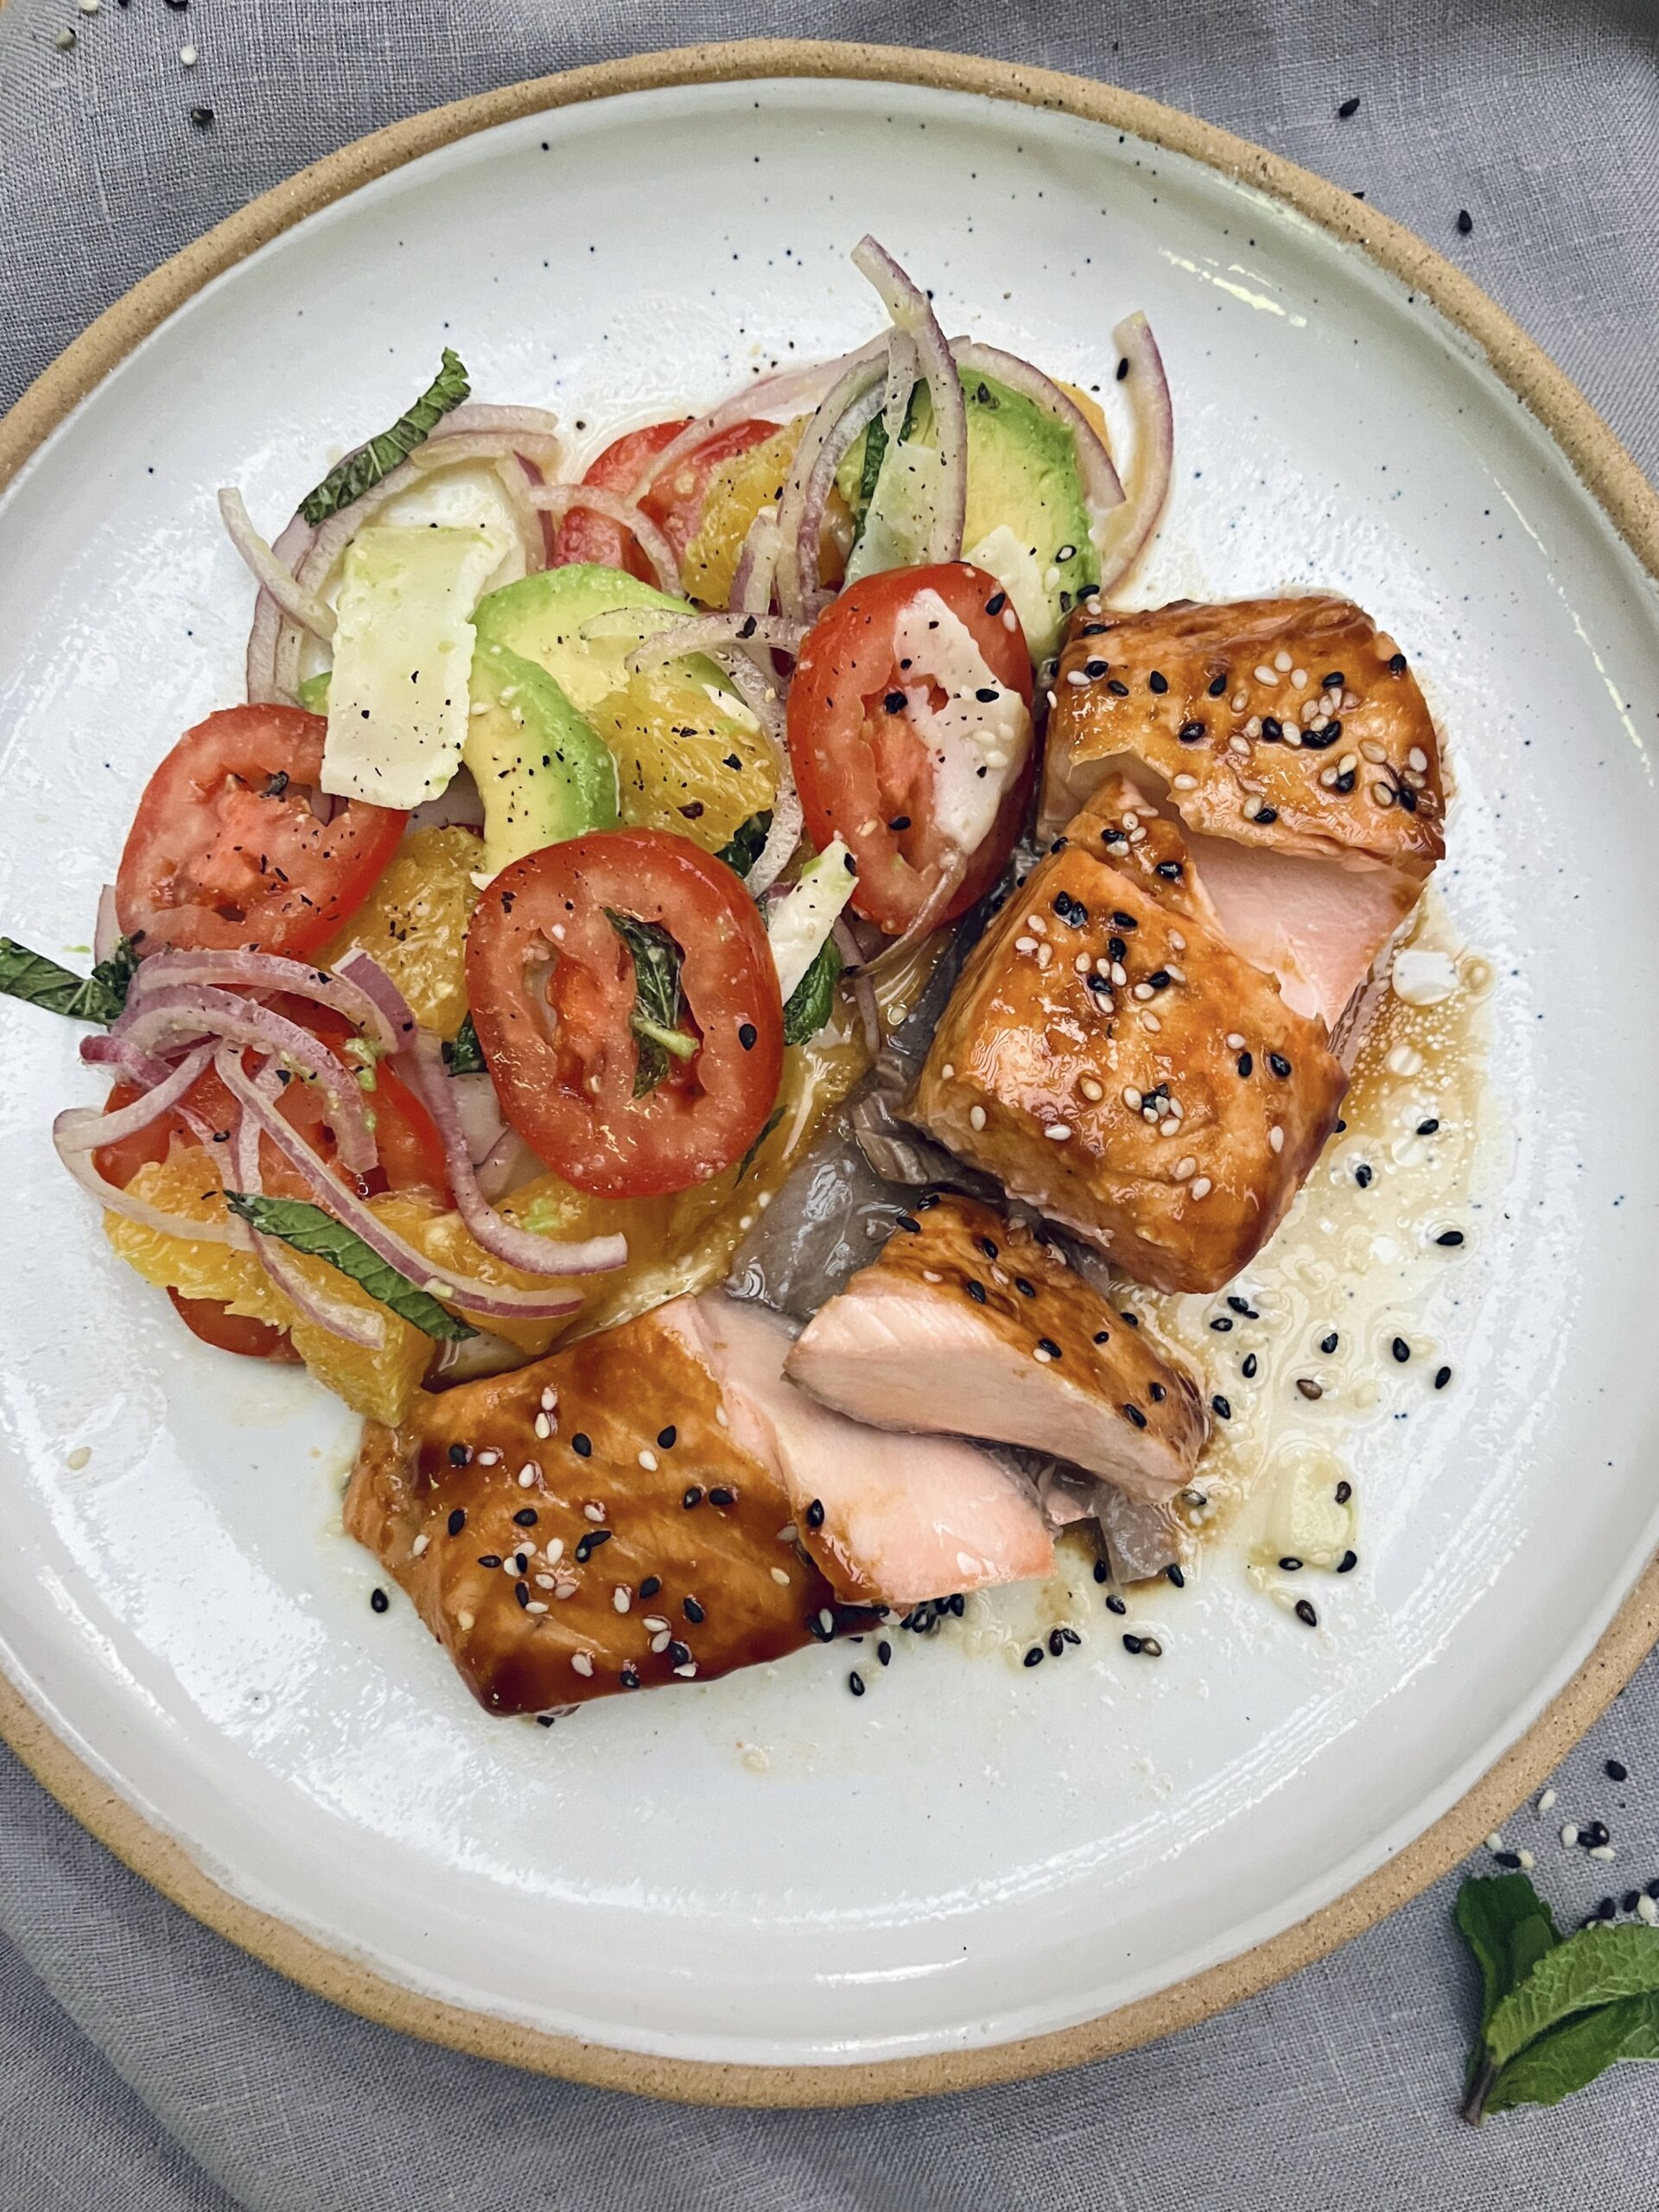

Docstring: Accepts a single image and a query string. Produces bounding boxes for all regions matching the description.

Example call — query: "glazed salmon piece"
[785,1195,1208,1501]
[912,821,1347,1294]
[1041,597,1443,1033]
[695,1294,1054,1610]
[344,1298,836,1714]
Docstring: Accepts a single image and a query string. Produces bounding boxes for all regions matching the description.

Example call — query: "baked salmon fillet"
[912,804,1347,1294]
[1039,595,1444,1033]
[785,1193,1208,1500]
[345,1300,837,1714]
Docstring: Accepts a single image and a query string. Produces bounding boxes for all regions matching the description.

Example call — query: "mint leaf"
[605,909,696,1097]
[443,1013,485,1076]
[734,1103,785,1185]
[298,349,471,526]
[782,933,842,1046]
[1485,1921,1659,2070]
[1484,1993,1659,2115]
[1456,1874,1560,2040]
[224,1192,477,1340]
[0,932,140,1025]
[715,812,771,878]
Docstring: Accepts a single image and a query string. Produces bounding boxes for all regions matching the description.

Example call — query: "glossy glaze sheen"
[0,75,1657,2072]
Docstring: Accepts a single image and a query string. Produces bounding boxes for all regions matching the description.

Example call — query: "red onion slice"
[54,1044,251,1249]
[442,404,563,439]
[788,380,886,615]
[114,984,377,1175]
[130,949,412,1056]
[620,348,872,511]
[214,1051,585,1324]
[446,1071,509,1166]
[529,483,680,593]
[772,335,893,622]
[949,339,1125,519]
[474,1127,537,1204]
[93,884,120,967]
[729,508,780,615]
[228,1073,386,1350]
[218,489,337,641]
[626,613,806,672]
[1094,313,1174,595]
[247,512,317,705]
[850,238,968,568]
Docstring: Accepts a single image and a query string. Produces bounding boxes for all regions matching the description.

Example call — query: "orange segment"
[321,822,482,1037]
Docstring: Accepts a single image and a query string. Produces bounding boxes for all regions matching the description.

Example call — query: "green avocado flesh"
[470,563,730,717]
[837,372,1098,660]
[464,640,619,879]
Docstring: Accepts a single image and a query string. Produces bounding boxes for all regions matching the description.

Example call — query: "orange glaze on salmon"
[785,1194,1207,1500]
[344,1299,837,1714]
[694,1294,1054,1610]
[912,807,1347,1294]
[1041,597,1444,1034]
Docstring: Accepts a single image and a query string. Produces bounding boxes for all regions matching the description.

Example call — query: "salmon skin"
[786,1193,1208,1500]
[345,1300,838,1715]
[913,800,1347,1294]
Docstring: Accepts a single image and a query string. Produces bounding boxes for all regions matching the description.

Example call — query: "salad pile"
[2,238,1171,1427]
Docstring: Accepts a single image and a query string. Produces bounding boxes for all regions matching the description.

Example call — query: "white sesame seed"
[1159,1121,1182,1140]
[54,25,75,46]
[181,42,197,64]
[1169,931,1186,951]
[1133,982,1154,1001]
[458,1610,475,1632]
[1517,1848,1535,1871]
[613,1587,631,1613]
[1641,1895,1659,1925]
[1025,914,1048,934]
[1370,782,1395,806]
[476,1450,501,1465]
[535,1573,556,1590]
[534,1412,551,1439]
[1319,766,1339,788]
[771,1567,791,1585]
[1015,935,1038,954]
[650,1630,672,1653]
[819,1610,836,1635]
[1143,1106,1160,1125]
[544,1537,563,1564]
[1173,772,1198,790]
[715,1405,728,1427]
[79,0,99,13]
[1361,740,1387,764]
[1230,691,1248,711]
[941,1064,956,1080]
[1590,1844,1617,1861]
[1225,1032,1246,1050]
[776,1523,797,1543]
[1254,664,1277,685]
[1560,1823,1580,1846]
[1066,669,1090,687]
[638,1449,658,1471]
[540,1387,557,1412]
[517,1463,537,1488]
[642,1615,670,1632]
[1141,1012,1161,1033]
[582,1503,604,1523]
[1033,1345,1053,1363]
[1485,1831,1504,1853]
[1079,1077,1104,1102]
[969,1104,987,1131]
[1074,952,1092,975]
[555,1580,579,1600]
[1274,650,1293,672]
[1243,715,1262,739]
[1408,747,1429,772]
[922,1268,943,1283]
[1538,1788,1557,1814]
[1122,1086,1143,1110]
[1190,1177,1212,1199]
[1290,667,1307,687]
[1166,963,1186,983]
[673,1662,698,1678]
[1037,943,1052,969]
[1003,608,1019,631]
[1269,1126,1285,1154]
[411,1534,429,1558]
[570,1653,594,1677]
[1046,1122,1072,1141]
[1175,1155,1197,1179]
[1110,961,1127,985]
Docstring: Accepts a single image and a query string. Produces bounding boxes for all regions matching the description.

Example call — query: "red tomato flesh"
[787,563,1034,936]
[465,828,784,1198]
[167,1290,302,1363]
[551,417,778,582]
[115,706,406,959]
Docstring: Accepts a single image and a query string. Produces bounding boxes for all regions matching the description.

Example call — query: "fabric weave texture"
[0,2,1656,2206]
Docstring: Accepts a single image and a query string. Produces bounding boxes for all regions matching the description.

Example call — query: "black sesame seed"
[1338,1549,1358,1573]
[682,1596,706,1625]
[1355,1163,1373,1188]
[849,1670,867,1696]
[1112,911,1138,931]
[887,814,911,832]
[1147,670,1168,694]
[978,1236,999,1260]
[738,1021,758,1051]
[1268,1052,1292,1078]
[664,1640,691,1668]
[574,1530,612,1561]
[370,1586,390,1613]
[620,1665,641,1689]
[1493,1851,1522,1870]
[1338,95,1360,118]
[883,690,907,713]
[1166,1564,1186,1588]
[571,1433,592,1458]
[1261,716,1283,742]
[1121,1309,1140,1326]
[1435,1230,1465,1248]
[1320,1332,1340,1355]
[1210,1316,1234,1333]
[894,1213,921,1235]
[1255,806,1279,825]
[1208,673,1228,697]
[1434,1365,1452,1390]
[1646,1880,1659,1902]
[1457,208,1473,235]
[1116,356,1129,381]
[985,591,1007,615]
[657,1426,677,1449]
[1021,1644,1045,1669]
[1607,1758,1630,1782]
[708,1486,735,1507]
[1048,1627,1066,1656]
[682,1484,703,1509]
[965,1279,988,1305]
[877,1639,893,1666]
[1388,651,1408,675]
[513,1507,538,1527]
[189,105,214,128]
[1391,1337,1410,1363]
[1149,1382,1166,1403]
[448,1444,470,1468]
[1295,1599,1319,1628]
[1101,1596,1126,1620]
[1155,860,1184,881]
[1236,1051,1254,1077]
[1014,1276,1037,1299]
[1107,678,1129,696]
[1038,1337,1063,1360]
[1122,1402,1147,1429]
[1093,1329,1110,1345]
[1581,1821,1611,1849]
[1122,1633,1144,1653]
[806,1498,825,1529]
[513,1580,531,1609]
[1093,1559,1109,1584]
[1178,720,1206,744]
[1226,1295,1253,1317]
[1211,1395,1231,1421]
[639,1575,661,1599]
[1417,1118,1440,1135]
[1084,658,1109,678]
[1145,968,1172,990]
[976,685,1001,703]
[447,1508,467,1536]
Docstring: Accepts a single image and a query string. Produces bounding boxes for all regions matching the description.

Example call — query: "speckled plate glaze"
[1,47,1657,2104]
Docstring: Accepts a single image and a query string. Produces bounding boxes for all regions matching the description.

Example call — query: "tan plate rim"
[3,38,1658,2109]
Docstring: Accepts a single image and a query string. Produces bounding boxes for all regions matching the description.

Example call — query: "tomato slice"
[94,1000,448,1201]
[167,1289,302,1363]
[787,563,1036,935]
[550,420,689,579]
[551,418,779,581]
[115,706,407,959]
[466,828,784,1198]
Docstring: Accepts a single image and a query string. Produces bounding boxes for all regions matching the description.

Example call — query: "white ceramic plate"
[3,61,1658,2084]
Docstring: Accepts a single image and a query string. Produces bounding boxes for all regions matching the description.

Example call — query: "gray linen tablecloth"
[2,3,1656,2205]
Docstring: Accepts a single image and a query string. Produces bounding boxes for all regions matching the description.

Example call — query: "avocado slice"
[838,373,1099,661]
[465,641,619,879]
[471,563,731,716]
